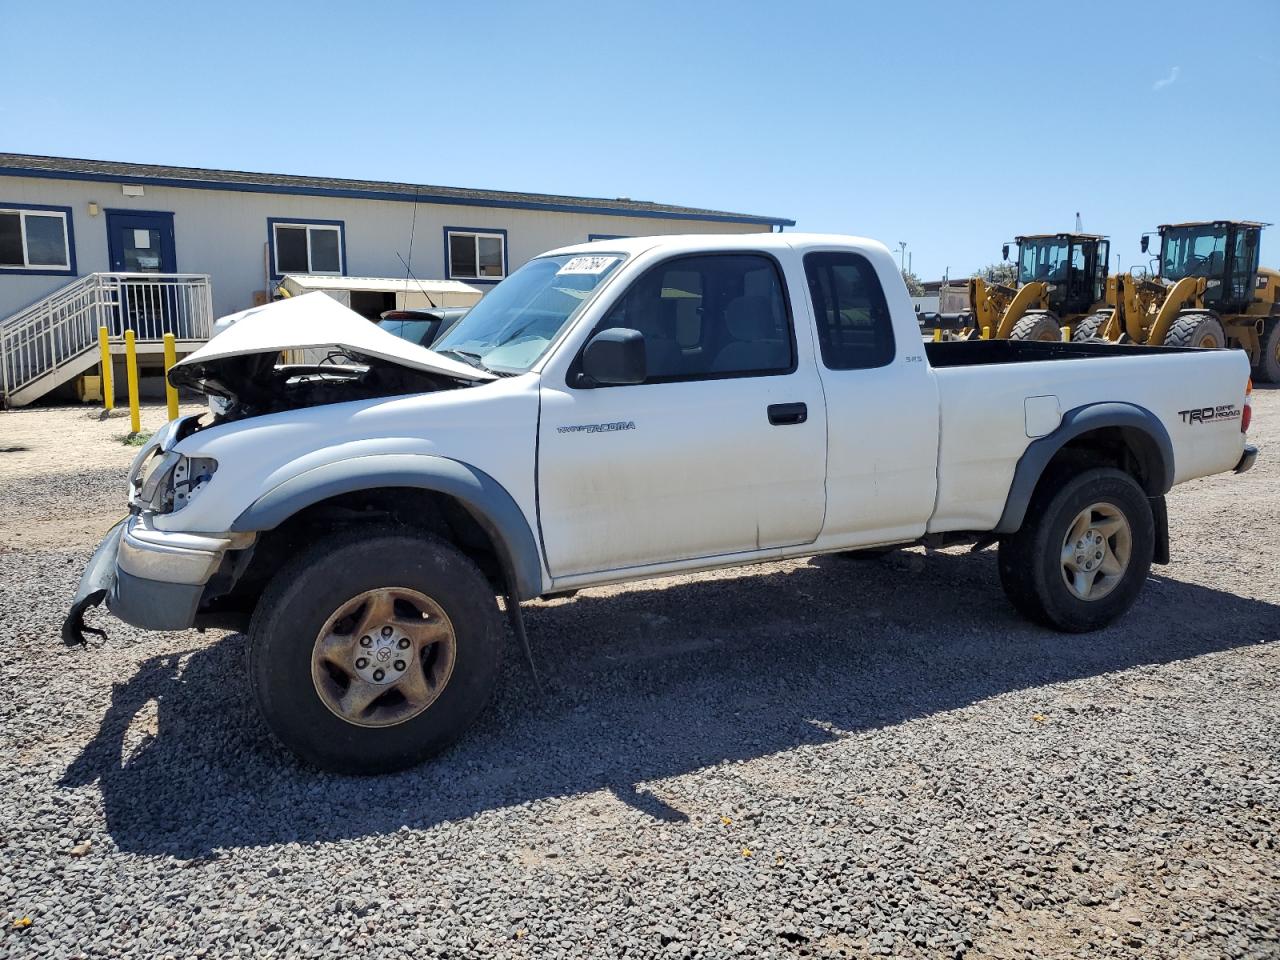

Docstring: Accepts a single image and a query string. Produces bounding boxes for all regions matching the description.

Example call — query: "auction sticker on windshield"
[556,256,619,276]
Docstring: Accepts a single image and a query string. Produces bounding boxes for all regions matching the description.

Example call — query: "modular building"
[0,153,791,405]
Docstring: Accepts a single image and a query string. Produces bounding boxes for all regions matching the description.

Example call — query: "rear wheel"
[1163,311,1226,349]
[1072,312,1113,342]
[1254,316,1280,383]
[1008,313,1064,342]
[248,531,503,773]
[998,468,1154,632]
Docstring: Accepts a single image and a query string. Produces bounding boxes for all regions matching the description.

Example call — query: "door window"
[597,253,793,381]
[121,227,164,272]
[804,251,895,370]
[1092,240,1110,303]
[1229,228,1259,305]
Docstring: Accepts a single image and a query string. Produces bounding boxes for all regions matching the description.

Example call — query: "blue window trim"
[443,226,508,284]
[0,165,795,227]
[0,201,76,276]
[588,233,628,242]
[267,217,347,283]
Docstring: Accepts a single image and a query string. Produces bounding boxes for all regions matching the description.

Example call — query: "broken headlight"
[133,451,218,514]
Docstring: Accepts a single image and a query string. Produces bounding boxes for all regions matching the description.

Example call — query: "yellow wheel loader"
[965,233,1110,341]
[1074,220,1280,383]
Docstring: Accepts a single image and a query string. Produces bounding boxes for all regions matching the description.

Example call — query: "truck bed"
[924,339,1200,368]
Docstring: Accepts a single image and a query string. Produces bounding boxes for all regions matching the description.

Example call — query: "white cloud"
[1153,66,1180,91]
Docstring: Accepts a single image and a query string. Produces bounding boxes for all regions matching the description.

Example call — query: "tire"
[1254,316,1280,383]
[248,530,503,774]
[1163,311,1226,349]
[1072,312,1112,343]
[1008,313,1064,342]
[997,467,1154,633]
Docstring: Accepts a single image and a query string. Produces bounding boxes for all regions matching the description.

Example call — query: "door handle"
[767,402,807,426]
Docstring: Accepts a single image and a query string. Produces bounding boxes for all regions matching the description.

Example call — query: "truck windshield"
[1161,225,1227,280]
[1017,239,1070,285]
[433,253,625,373]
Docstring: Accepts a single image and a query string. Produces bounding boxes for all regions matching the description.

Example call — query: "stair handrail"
[1,272,214,400]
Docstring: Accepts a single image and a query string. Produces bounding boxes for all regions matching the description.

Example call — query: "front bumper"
[1235,443,1259,474]
[62,515,251,645]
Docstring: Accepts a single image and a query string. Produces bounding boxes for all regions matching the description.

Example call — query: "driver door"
[537,252,827,578]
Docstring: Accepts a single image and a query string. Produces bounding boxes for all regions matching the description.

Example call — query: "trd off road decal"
[556,420,636,435]
[1177,404,1239,425]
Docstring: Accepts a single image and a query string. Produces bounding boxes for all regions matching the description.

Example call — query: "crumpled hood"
[170,292,494,389]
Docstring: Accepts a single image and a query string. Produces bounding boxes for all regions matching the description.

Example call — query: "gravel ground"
[1,394,1277,959]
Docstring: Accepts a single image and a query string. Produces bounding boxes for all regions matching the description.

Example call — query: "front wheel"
[1163,311,1226,349]
[248,531,503,773]
[1008,312,1064,342]
[998,468,1154,632]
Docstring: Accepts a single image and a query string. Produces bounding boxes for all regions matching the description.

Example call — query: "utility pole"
[908,251,913,275]
[898,241,907,272]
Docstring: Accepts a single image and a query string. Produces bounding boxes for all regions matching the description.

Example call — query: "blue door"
[105,210,184,336]
[106,210,176,273]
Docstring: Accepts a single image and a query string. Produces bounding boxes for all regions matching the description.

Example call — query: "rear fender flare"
[230,454,544,600]
[995,402,1174,535]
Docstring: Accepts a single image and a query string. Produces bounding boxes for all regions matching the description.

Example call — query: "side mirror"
[1140,235,1149,253]
[1001,243,1010,262]
[578,327,646,387]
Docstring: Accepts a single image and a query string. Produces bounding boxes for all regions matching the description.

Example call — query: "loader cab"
[1152,220,1265,314]
[1014,233,1109,316]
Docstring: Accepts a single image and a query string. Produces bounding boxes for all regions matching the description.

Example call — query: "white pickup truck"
[65,233,1258,773]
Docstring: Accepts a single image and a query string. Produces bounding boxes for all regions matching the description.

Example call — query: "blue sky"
[3,0,1277,280]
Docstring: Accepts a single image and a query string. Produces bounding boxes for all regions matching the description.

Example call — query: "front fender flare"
[230,454,544,600]
[995,402,1175,535]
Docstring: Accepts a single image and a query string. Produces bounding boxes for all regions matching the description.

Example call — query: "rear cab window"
[803,251,896,370]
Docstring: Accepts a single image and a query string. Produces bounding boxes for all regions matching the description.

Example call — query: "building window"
[270,219,344,276]
[445,227,506,280]
[0,204,73,274]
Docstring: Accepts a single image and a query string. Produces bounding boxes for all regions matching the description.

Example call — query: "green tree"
[974,262,1018,286]
[900,270,925,297]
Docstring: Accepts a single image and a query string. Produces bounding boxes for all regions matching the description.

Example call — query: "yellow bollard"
[1062,325,1072,342]
[97,326,114,411]
[124,329,141,435]
[163,333,179,421]
[932,328,942,342]
[982,325,992,340]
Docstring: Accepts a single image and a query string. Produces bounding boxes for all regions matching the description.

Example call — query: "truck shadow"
[61,549,1278,858]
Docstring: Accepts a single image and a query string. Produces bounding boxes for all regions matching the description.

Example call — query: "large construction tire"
[1008,313,1063,342]
[1254,317,1280,383]
[1072,312,1113,343]
[1163,311,1226,350]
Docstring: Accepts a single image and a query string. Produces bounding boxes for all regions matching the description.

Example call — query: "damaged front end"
[171,352,462,422]
[63,293,497,645]
[63,413,222,645]
[169,291,494,422]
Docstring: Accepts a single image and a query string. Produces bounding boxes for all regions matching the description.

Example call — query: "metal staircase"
[0,273,213,407]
